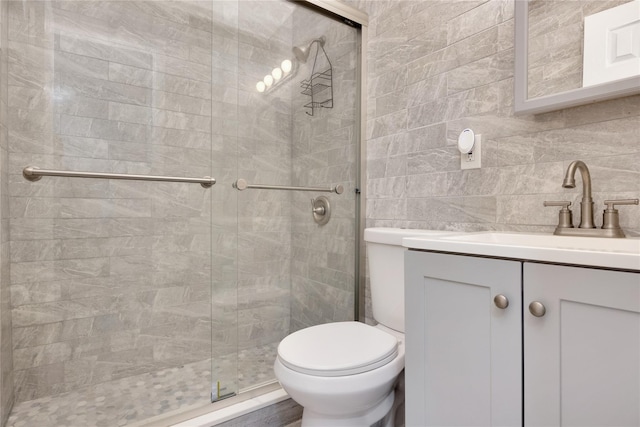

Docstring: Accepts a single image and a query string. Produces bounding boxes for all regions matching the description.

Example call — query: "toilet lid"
[277,322,398,377]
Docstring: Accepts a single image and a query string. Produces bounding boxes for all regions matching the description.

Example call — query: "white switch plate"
[460,134,481,170]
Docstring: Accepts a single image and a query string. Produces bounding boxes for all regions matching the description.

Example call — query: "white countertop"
[403,232,640,271]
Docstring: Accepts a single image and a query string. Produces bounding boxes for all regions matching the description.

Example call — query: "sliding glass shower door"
[211,0,360,399]
[7,1,217,424]
[4,0,359,424]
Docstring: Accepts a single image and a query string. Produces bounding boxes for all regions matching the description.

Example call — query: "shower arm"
[293,36,326,63]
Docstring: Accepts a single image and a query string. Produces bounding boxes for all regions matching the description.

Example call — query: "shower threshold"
[140,382,286,427]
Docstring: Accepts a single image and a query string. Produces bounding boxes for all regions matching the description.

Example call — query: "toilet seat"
[277,321,398,377]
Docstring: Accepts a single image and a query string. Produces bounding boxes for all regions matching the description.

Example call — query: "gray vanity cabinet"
[404,251,522,427]
[405,250,640,427]
[524,263,640,427]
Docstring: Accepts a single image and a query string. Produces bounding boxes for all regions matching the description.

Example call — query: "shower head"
[292,36,326,63]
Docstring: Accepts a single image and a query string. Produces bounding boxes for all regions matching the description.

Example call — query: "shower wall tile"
[7,0,215,403]
[348,0,640,324]
[108,63,153,88]
[7,42,54,90]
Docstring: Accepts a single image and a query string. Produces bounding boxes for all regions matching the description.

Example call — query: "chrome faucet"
[562,160,595,229]
[544,160,639,238]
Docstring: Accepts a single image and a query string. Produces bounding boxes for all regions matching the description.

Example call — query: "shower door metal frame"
[355,16,368,323]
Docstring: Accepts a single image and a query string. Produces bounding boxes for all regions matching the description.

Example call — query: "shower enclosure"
[0,0,363,425]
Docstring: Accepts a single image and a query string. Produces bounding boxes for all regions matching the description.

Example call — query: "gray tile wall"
[0,0,15,422]
[349,0,640,323]
[527,0,632,98]
[7,0,215,402]
[290,8,359,332]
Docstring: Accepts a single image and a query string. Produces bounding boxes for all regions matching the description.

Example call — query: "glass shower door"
[210,0,360,398]
[6,1,216,424]
[5,0,360,423]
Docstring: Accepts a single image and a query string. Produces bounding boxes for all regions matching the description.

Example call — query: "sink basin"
[403,232,640,271]
[442,232,640,252]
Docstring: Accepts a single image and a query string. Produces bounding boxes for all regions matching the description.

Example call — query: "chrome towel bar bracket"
[233,178,343,194]
[23,166,216,188]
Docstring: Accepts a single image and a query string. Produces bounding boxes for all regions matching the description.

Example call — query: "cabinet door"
[405,251,522,427]
[524,263,640,427]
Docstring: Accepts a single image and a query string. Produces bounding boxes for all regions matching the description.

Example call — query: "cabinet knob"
[529,301,546,317]
[494,294,509,309]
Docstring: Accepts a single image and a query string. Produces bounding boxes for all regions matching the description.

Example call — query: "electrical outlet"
[460,134,481,170]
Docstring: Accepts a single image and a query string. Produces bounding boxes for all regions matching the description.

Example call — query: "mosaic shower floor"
[7,343,280,427]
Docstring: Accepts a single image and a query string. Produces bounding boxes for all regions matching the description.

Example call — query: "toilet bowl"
[275,322,404,426]
[274,228,452,427]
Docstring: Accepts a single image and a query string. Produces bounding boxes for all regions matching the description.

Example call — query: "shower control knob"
[311,199,325,215]
[311,196,331,225]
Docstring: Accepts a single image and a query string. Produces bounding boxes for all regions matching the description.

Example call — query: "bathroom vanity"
[403,233,640,427]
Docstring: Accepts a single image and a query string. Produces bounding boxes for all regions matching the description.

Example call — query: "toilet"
[274,228,451,427]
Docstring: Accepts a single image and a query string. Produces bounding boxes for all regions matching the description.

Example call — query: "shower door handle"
[23,166,216,188]
[233,178,343,194]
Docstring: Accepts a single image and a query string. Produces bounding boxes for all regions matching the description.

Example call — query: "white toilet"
[274,228,450,427]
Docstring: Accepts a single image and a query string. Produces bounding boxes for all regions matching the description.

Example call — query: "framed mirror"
[514,0,640,115]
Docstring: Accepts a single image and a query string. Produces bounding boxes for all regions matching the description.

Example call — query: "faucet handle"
[543,201,572,210]
[602,199,639,231]
[544,201,573,229]
[603,199,639,211]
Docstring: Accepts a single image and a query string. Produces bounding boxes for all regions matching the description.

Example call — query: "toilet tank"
[364,228,452,333]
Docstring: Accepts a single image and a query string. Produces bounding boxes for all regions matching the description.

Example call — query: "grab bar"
[233,178,343,194]
[23,166,216,188]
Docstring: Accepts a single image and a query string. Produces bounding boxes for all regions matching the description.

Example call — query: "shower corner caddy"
[300,45,333,116]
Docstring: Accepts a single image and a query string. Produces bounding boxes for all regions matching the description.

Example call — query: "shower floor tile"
[238,342,279,390]
[7,344,279,427]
